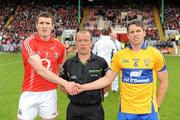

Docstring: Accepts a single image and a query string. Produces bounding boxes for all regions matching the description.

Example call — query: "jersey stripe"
[24,36,36,56]
[29,68,35,90]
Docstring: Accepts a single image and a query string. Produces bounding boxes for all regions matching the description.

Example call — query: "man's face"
[127,24,146,46]
[76,33,92,55]
[111,34,117,41]
[36,17,54,39]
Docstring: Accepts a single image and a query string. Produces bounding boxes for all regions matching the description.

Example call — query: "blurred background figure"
[110,32,121,92]
[92,29,114,97]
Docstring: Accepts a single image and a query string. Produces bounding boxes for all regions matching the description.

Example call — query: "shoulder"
[147,46,161,54]
[53,38,64,45]
[146,46,164,59]
[53,38,65,48]
[112,48,129,58]
[23,35,35,43]
[94,39,102,45]
[64,55,76,64]
[94,54,105,60]
[116,40,121,44]
[22,35,36,49]
[117,47,129,53]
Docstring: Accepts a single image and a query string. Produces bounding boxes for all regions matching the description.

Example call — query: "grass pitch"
[0,53,179,119]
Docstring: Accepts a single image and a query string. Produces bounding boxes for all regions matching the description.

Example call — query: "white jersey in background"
[111,39,121,92]
[93,35,114,66]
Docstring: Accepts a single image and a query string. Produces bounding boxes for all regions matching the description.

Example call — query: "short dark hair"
[127,20,145,33]
[101,29,110,35]
[36,11,54,24]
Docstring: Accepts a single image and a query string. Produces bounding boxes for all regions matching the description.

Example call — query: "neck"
[131,42,143,52]
[78,53,91,63]
[40,36,51,41]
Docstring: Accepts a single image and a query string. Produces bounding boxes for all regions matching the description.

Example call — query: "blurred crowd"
[0,0,179,53]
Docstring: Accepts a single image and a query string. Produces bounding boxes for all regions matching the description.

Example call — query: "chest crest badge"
[54,52,59,59]
[144,59,150,66]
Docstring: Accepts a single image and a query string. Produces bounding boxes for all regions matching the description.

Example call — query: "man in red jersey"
[17,11,77,120]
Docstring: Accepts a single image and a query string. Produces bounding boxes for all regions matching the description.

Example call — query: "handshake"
[60,74,111,95]
[62,81,85,95]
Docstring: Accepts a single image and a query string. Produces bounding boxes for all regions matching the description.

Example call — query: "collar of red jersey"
[34,33,54,42]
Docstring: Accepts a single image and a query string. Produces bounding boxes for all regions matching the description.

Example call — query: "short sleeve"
[111,52,121,72]
[22,38,37,60]
[59,61,69,80]
[100,58,109,77]
[58,44,66,65]
[154,49,167,72]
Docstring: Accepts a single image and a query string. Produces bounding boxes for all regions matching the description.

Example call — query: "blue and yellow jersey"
[111,42,167,114]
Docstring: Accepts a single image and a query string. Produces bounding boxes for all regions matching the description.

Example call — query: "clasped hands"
[64,82,84,95]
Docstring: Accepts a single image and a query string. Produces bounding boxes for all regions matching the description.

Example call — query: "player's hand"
[64,82,79,95]
[75,83,85,93]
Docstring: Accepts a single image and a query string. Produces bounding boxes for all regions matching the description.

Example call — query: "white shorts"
[17,89,58,120]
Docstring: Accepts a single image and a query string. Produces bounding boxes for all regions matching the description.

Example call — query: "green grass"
[0,53,180,120]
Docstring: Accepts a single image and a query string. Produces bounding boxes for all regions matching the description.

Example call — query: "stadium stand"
[0,0,179,54]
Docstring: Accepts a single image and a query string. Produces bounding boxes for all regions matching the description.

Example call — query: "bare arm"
[79,70,118,92]
[28,55,77,95]
[156,70,168,108]
[60,86,68,94]
[103,84,111,94]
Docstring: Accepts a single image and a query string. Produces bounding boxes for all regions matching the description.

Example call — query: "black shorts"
[66,102,104,120]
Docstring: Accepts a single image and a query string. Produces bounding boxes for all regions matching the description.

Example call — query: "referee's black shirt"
[60,53,109,105]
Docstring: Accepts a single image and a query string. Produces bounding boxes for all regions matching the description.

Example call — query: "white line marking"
[0,60,21,66]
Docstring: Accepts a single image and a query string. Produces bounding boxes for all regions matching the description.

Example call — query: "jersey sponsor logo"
[70,75,77,80]
[130,70,142,77]
[122,68,153,84]
[70,75,80,83]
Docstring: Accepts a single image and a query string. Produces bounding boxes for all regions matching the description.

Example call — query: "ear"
[90,39,93,47]
[35,23,38,30]
[143,30,146,37]
[127,34,130,40]
[75,41,78,48]
[52,23,54,29]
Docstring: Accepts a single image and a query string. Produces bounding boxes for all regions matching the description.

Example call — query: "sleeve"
[58,44,66,65]
[59,61,69,81]
[111,52,121,72]
[101,58,109,77]
[154,49,167,72]
[22,39,37,60]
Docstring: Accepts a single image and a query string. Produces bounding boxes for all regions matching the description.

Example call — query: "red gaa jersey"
[21,33,66,92]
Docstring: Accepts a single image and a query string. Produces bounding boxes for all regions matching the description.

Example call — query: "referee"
[60,30,110,120]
